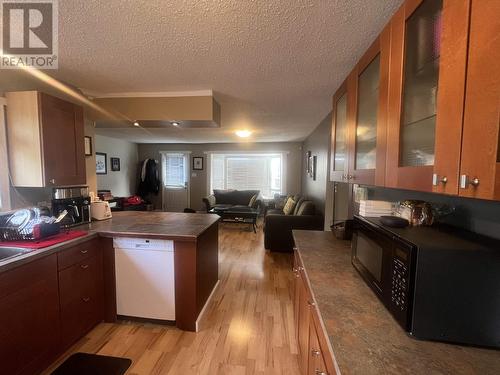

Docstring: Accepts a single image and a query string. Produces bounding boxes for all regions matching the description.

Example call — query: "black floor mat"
[51,353,132,375]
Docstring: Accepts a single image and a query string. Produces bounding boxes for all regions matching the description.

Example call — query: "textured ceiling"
[1,0,402,143]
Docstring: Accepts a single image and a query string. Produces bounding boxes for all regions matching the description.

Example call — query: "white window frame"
[206,151,288,198]
[0,97,11,212]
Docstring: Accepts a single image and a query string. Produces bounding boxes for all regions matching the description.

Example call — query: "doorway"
[161,152,190,212]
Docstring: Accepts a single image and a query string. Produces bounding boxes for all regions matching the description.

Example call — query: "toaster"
[91,201,112,221]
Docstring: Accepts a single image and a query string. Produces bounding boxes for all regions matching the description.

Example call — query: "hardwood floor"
[44,222,300,375]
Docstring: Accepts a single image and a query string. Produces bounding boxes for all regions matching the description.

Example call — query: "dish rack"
[0,221,61,241]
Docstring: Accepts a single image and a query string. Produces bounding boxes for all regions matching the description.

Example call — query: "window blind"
[210,153,284,198]
[163,153,187,188]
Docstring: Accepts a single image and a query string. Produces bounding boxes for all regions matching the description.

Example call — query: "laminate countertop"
[83,211,220,241]
[0,211,220,273]
[292,230,500,375]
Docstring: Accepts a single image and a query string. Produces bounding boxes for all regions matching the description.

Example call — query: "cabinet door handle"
[82,297,91,303]
[315,370,328,375]
[80,249,88,254]
[307,300,315,307]
[49,179,56,184]
[460,175,480,189]
[433,174,448,186]
[81,264,89,269]
[311,349,321,357]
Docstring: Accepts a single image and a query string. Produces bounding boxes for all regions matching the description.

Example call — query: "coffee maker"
[52,187,91,227]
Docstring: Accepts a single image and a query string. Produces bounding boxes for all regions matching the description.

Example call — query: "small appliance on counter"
[351,215,500,348]
[52,186,91,228]
[91,200,112,221]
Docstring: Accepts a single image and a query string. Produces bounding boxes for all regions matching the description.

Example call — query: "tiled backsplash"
[363,186,500,240]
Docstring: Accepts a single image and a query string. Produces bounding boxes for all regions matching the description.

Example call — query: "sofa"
[264,195,323,252]
[203,189,261,212]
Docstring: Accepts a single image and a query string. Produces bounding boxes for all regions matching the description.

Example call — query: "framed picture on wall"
[111,157,120,171]
[84,136,92,156]
[96,152,107,174]
[193,156,204,170]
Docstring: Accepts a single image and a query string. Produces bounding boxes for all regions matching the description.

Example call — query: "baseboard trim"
[195,279,220,332]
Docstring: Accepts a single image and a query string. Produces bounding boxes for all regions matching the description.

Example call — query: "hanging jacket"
[138,159,160,197]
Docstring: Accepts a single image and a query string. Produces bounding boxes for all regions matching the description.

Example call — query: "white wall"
[95,135,138,197]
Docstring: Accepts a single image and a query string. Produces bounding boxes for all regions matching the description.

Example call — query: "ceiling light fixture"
[235,130,252,138]
[171,121,180,127]
[133,121,140,127]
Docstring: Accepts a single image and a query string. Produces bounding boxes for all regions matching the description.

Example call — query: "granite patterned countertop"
[0,211,220,273]
[292,230,500,375]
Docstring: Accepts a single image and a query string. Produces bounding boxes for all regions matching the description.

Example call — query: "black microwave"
[352,215,500,348]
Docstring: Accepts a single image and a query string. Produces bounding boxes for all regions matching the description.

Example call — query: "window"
[161,153,188,188]
[209,153,285,199]
[0,98,10,212]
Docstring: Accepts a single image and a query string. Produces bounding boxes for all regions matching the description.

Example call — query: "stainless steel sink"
[0,247,33,262]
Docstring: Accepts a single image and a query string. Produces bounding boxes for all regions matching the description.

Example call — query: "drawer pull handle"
[307,300,315,307]
[315,371,328,375]
[311,349,321,356]
[82,297,91,303]
[80,250,88,254]
[81,264,89,269]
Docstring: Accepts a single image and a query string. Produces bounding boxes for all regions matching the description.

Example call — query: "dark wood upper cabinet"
[457,0,500,200]
[6,91,86,187]
[386,0,444,192]
[348,25,390,186]
[330,80,350,182]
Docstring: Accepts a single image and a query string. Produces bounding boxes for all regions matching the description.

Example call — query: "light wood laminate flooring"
[44,222,300,375]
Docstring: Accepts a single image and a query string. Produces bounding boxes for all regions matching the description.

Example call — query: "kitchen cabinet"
[330,80,350,182]
[58,238,104,349]
[330,0,499,199]
[386,0,445,192]
[347,27,390,186]
[0,255,60,375]
[293,251,336,375]
[385,0,499,197]
[5,91,86,187]
[330,26,390,186]
[307,318,329,375]
[455,0,500,200]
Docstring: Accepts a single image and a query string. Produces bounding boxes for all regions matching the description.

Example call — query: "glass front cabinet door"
[386,0,446,191]
[347,26,390,186]
[330,80,350,182]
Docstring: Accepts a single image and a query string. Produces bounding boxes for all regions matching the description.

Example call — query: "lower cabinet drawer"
[58,253,103,348]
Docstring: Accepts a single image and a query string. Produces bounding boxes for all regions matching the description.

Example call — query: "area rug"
[51,353,132,375]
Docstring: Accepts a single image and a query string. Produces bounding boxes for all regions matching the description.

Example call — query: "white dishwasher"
[114,237,175,321]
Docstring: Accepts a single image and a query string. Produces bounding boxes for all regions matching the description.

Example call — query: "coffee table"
[209,207,259,233]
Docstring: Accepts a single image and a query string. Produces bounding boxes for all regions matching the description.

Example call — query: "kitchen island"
[293,230,500,375]
[86,211,220,332]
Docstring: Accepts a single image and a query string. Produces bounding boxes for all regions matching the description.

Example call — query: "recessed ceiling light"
[235,130,252,138]
[171,121,180,127]
[133,121,140,127]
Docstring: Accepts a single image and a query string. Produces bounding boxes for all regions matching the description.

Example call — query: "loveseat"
[203,189,261,212]
[264,195,323,252]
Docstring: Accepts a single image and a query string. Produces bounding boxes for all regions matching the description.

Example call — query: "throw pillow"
[283,197,297,215]
[248,194,257,207]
